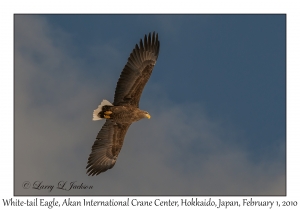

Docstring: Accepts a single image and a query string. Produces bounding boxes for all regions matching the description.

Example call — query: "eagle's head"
[144,111,151,119]
[133,110,151,122]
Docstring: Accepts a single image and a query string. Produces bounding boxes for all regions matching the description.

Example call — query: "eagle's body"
[86,32,160,176]
[99,105,149,124]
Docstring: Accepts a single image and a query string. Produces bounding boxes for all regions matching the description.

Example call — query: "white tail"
[92,99,113,121]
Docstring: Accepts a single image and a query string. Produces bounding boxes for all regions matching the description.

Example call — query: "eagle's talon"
[104,111,112,115]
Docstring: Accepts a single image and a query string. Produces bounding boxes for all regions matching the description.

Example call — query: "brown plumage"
[86,32,160,176]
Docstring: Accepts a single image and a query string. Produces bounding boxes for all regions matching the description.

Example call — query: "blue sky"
[14,14,285,195]
[45,14,286,161]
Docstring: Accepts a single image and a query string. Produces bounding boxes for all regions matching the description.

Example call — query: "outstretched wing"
[113,32,160,107]
[86,120,131,176]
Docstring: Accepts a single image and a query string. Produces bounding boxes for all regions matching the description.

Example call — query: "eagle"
[86,32,160,176]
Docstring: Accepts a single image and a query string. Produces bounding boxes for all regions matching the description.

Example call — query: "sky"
[14,14,286,196]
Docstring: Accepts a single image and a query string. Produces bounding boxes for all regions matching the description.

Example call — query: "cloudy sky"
[14,14,285,196]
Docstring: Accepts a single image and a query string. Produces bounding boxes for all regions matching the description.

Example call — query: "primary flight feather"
[86,32,160,176]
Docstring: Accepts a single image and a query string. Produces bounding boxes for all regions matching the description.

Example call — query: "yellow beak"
[145,113,151,119]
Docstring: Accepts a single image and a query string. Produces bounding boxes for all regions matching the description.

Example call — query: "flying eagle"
[86,32,160,176]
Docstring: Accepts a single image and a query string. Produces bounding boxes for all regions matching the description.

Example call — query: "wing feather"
[86,120,131,176]
[114,32,160,107]
[133,44,143,63]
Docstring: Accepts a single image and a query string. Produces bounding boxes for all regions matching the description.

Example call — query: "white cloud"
[14,15,285,195]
